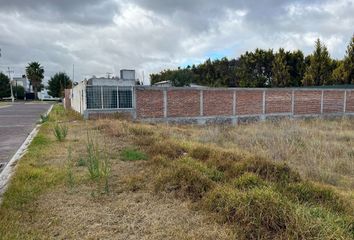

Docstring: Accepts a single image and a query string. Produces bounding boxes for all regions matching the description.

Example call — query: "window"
[86,86,133,109]
[118,87,133,108]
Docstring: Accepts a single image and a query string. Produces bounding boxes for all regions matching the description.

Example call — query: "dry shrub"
[284,182,352,214]
[232,158,301,184]
[231,173,266,190]
[129,124,154,136]
[204,186,295,239]
[155,163,215,201]
[96,120,129,138]
[179,157,224,182]
[147,139,186,159]
[190,145,212,161]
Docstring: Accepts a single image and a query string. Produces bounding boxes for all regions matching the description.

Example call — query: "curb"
[0,104,54,203]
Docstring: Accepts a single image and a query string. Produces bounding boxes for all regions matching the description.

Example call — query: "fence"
[135,87,354,124]
[86,86,134,110]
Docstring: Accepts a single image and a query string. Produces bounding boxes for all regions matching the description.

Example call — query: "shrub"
[232,158,301,184]
[284,182,351,214]
[190,145,212,161]
[53,123,68,142]
[155,163,215,201]
[40,114,49,123]
[120,148,148,161]
[231,173,265,190]
[129,125,154,136]
[147,139,186,159]
[179,157,223,182]
[204,186,295,239]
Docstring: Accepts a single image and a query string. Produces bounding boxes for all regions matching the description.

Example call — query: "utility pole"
[7,67,14,102]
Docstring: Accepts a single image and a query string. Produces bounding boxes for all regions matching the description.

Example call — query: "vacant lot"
[0,105,353,239]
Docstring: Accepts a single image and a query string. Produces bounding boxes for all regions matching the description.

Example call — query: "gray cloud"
[0,0,353,84]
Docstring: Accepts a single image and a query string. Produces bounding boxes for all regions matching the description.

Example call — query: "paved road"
[0,102,52,172]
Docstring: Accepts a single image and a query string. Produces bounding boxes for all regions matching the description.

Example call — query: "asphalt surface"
[0,102,52,172]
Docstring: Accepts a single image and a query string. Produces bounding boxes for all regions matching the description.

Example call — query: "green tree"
[286,50,305,87]
[343,34,354,84]
[48,72,72,97]
[0,72,10,99]
[26,62,44,99]
[303,39,332,86]
[272,48,291,87]
[13,85,25,100]
[332,60,346,84]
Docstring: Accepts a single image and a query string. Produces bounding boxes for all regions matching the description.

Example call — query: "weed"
[232,158,301,184]
[190,145,212,161]
[179,157,224,182]
[283,181,351,213]
[66,147,75,189]
[40,114,49,123]
[120,148,148,161]
[76,157,86,167]
[204,186,295,239]
[86,132,100,179]
[155,163,215,201]
[231,172,265,190]
[53,123,68,142]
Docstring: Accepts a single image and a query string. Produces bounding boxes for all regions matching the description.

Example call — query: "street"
[0,102,52,172]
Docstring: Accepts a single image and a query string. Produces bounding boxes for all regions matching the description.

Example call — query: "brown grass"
[1,107,353,239]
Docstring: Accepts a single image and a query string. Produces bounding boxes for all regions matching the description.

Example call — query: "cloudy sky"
[0,0,353,84]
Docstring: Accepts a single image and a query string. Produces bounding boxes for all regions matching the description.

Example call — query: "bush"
[232,173,265,190]
[52,123,68,142]
[147,139,186,159]
[284,182,351,213]
[190,145,212,161]
[120,148,148,161]
[155,163,215,201]
[232,158,301,184]
[204,186,295,239]
[179,157,223,182]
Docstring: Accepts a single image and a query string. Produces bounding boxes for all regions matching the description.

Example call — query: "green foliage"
[155,161,215,200]
[40,114,49,123]
[48,72,72,98]
[0,72,10,98]
[52,123,68,141]
[343,34,354,84]
[232,158,301,184]
[232,172,265,190]
[66,147,75,189]
[204,186,295,238]
[179,157,224,182]
[13,85,25,99]
[303,39,332,86]
[283,182,350,213]
[26,62,44,99]
[120,148,148,161]
[272,48,291,87]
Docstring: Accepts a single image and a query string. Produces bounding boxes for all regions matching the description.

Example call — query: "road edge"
[0,104,54,203]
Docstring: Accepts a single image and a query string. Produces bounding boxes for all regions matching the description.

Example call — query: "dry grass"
[1,107,353,239]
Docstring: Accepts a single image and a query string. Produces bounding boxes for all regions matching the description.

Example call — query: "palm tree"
[26,62,44,99]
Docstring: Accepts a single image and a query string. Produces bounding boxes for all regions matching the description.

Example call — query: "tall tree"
[0,72,11,99]
[272,48,291,87]
[303,39,332,86]
[287,50,305,87]
[48,72,72,97]
[343,34,354,84]
[26,62,44,99]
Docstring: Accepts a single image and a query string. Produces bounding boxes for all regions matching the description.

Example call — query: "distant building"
[87,70,137,86]
[12,75,32,92]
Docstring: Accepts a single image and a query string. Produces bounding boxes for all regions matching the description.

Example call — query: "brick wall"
[136,89,164,118]
[236,91,263,115]
[135,87,354,120]
[266,90,292,114]
[203,90,233,116]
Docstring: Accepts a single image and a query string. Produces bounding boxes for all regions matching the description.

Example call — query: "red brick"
[203,90,233,116]
[266,90,292,114]
[168,90,200,117]
[236,91,263,115]
[323,91,344,113]
[346,90,354,113]
[136,89,163,118]
[294,91,321,115]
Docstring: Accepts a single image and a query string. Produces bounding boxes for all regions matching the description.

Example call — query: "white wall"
[71,81,86,114]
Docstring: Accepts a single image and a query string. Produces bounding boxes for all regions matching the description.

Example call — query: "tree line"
[150,35,354,87]
[0,62,72,99]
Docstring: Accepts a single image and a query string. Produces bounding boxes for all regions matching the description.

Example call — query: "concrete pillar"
[320,90,324,114]
[261,90,266,120]
[343,90,347,113]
